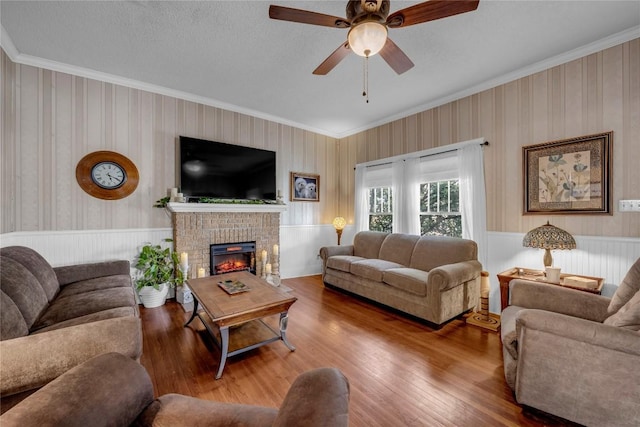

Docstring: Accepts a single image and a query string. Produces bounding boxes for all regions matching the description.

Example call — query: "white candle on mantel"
[273,244,279,257]
[180,252,188,270]
[197,267,205,278]
[265,263,272,275]
[261,250,268,262]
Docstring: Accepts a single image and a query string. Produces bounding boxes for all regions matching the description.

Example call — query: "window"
[420,179,461,237]
[369,187,392,232]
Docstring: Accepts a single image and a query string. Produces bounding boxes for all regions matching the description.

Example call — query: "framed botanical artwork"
[290,172,319,202]
[523,131,612,214]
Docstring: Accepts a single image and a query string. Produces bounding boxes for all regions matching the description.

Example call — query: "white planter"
[138,283,170,308]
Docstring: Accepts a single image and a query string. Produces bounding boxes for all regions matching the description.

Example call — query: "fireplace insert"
[210,242,256,275]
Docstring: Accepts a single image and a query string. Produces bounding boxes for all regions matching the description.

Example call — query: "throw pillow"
[604,290,640,331]
[608,258,640,314]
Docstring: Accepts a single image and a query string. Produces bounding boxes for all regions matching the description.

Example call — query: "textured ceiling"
[1,1,639,138]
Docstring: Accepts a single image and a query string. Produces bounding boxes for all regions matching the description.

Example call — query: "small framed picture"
[523,131,612,214]
[290,172,320,202]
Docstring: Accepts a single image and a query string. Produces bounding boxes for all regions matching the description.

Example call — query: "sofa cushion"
[409,236,477,272]
[608,258,640,314]
[0,247,59,302]
[382,268,429,296]
[350,259,404,282]
[0,290,29,340]
[353,231,388,259]
[31,287,136,331]
[33,307,138,334]
[604,290,640,331]
[378,234,419,266]
[326,256,365,273]
[0,257,49,330]
[57,274,132,298]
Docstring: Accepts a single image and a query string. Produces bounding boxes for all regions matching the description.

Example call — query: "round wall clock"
[76,151,139,200]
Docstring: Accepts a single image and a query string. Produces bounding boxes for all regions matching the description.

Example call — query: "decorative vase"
[138,283,169,308]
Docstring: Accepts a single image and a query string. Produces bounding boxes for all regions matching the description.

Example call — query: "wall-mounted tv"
[179,136,276,201]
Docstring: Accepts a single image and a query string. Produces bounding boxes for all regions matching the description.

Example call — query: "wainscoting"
[1,227,638,313]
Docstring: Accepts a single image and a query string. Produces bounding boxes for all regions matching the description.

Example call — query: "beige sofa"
[1,352,350,427]
[320,231,481,326]
[0,246,142,412]
[501,258,640,426]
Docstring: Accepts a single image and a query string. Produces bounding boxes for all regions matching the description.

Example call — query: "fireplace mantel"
[166,202,287,214]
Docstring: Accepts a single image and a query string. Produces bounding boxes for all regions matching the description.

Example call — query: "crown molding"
[0,25,19,59]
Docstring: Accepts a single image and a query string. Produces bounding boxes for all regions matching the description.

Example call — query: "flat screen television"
[179,136,276,201]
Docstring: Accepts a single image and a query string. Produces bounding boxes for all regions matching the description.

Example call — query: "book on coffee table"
[218,279,250,295]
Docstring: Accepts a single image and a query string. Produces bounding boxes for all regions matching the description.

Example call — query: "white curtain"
[354,164,369,232]
[457,144,488,268]
[402,157,421,235]
[391,160,405,233]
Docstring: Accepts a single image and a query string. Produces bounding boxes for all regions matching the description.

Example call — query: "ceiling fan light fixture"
[348,21,387,57]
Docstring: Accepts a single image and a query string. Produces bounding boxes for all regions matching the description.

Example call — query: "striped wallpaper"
[1,39,639,302]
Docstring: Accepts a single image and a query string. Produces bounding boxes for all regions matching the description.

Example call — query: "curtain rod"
[357,141,490,170]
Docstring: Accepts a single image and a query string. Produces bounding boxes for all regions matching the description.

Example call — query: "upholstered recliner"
[501,258,640,426]
[0,352,350,427]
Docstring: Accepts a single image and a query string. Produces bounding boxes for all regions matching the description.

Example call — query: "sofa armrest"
[54,260,131,286]
[427,260,482,291]
[319,245,354,261]
[0,353,153,427]
[0,316,142,397]
[514,309,640,427]
[273,367,350,427]
[510,279,610,322]
[516,309,640,356]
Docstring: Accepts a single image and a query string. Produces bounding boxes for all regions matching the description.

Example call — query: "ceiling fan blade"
[386,0,479,28]
[313,42,351,75]
[269,5,350,28]
[379,38,414,75]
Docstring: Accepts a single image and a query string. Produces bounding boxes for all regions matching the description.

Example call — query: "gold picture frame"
[290,172,319,202]
[523,131,612,214]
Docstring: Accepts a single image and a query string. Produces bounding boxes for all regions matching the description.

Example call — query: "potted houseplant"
[135,239,183,308]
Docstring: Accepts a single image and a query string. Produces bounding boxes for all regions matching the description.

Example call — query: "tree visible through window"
[369,187,392,232]
[420,180,461,237]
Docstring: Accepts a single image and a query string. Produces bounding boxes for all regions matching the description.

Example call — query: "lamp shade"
[523,221,575,267]
[348,21,388,57]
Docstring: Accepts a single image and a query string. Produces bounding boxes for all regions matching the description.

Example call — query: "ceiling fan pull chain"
[362,56,370,104]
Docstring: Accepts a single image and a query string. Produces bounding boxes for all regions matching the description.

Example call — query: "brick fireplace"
[167,203,286,278]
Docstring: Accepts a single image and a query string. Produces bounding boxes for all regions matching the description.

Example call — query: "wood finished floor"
[140,275,576,427]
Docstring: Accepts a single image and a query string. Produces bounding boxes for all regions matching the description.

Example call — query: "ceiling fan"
[269,0,480,75]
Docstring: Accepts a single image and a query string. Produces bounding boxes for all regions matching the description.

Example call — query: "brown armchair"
[0,352,350,427]
[500,258,640,426]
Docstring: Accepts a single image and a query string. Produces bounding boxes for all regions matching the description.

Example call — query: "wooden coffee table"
[184,271,297,379]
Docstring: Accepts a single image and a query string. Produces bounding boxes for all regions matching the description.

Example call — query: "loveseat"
[0,352,351,427]
[320,231,481,326]
[500,258,640,426]
[0,246,142,412]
